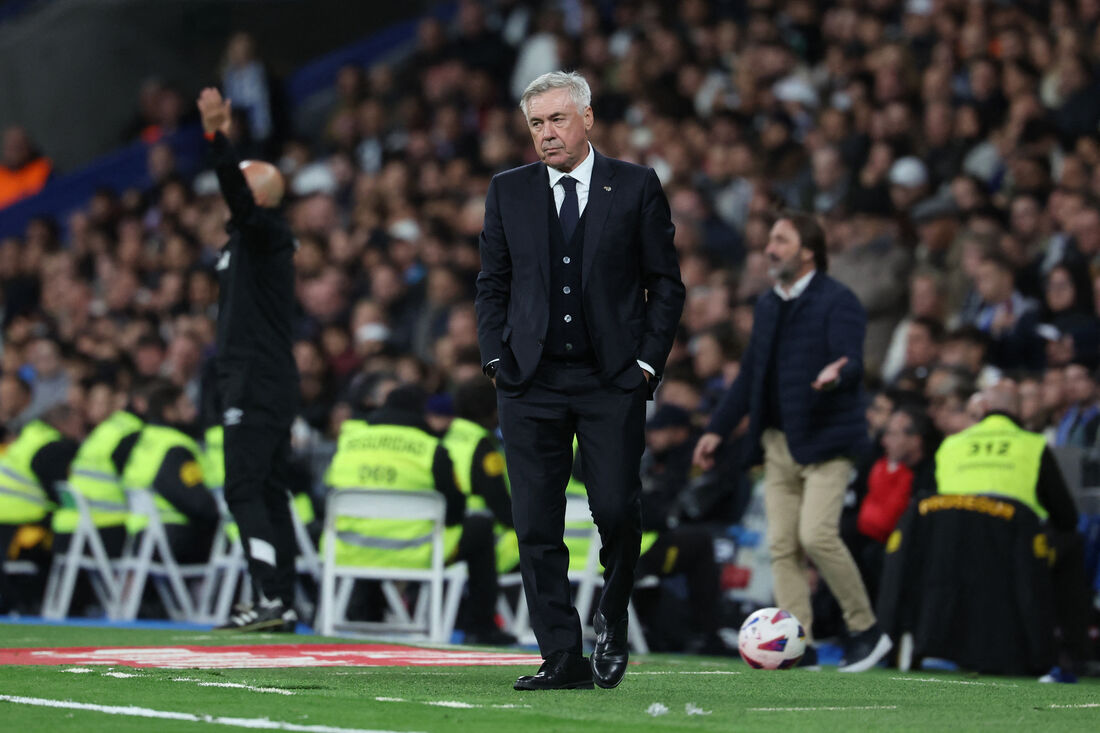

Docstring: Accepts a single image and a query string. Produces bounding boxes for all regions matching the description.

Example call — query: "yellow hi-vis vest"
[443,417,520,574]
[936,414,1048,520]
[324,422,459,568]
[122,425,204,533]
[54,410,142,533]
[203,425,225,489]
[0,420,60,524]
[564,440,659,572]
[322,418,370,486]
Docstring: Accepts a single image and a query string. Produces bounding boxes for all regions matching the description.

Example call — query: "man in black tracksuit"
[198,87,300,632]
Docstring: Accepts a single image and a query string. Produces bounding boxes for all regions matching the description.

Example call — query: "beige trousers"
[761,429,875,641]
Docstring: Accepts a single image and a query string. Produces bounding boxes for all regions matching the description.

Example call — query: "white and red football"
[737,607,807,669]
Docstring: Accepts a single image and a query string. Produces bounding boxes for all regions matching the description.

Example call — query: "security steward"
[53,405,144,557]
[121,383,219,565]
[198,88,300,632]
[439,379,519,579]
[0,404,82,612]
[325,385,511,643]
[932,386,1090,681]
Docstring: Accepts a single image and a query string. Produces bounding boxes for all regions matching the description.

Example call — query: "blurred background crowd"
[2,0,1100,653]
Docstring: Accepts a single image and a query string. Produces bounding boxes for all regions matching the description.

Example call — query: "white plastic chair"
[290,493,321,619]
[316,488,467,643]
[193,487,250,624]
[41,482,123,620]
[115,487,209,621]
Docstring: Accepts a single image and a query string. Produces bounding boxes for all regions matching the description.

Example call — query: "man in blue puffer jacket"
[694,210,891,672]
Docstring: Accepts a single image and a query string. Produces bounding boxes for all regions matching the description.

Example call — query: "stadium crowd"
[1,0,1099,663]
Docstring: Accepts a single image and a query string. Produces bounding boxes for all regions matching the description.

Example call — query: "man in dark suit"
[693,211,892,672]
[476,71,684,690]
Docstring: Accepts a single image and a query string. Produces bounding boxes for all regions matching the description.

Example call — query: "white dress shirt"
[547,141,594,216]
[773,269,816,301]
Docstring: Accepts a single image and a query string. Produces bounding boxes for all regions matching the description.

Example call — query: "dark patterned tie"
[559,176,579,242]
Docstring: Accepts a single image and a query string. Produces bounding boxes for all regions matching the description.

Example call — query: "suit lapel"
[582,151,615,290]
[526,163,550,294]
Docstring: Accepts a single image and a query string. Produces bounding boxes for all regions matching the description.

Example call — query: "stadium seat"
[316,488,466,643]
[193,488,250,624]
[290,493,321,618]
[114,487,209,621]
[41,482,123,620]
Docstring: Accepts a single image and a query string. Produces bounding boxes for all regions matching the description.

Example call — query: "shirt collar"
[547,142,595,190]
[773,269,816,301]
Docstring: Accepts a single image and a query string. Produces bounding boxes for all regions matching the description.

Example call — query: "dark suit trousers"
[498,360,647,657]
[224,423,298,607]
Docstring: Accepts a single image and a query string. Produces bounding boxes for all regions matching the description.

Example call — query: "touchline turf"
[0,623,1096,732]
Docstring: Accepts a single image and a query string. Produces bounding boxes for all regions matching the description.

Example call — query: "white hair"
[519,71,592,121]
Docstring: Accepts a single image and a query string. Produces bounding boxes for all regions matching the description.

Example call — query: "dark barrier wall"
[0,0,431,172]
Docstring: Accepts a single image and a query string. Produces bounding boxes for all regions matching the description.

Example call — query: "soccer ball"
[738,607,807,669]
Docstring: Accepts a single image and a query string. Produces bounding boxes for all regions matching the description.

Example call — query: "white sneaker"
[838,625,893,673]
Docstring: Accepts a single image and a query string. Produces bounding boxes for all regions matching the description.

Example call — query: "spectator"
[0,125,52,209]
[966,251,1043,370]
[222,32,277,155]
[1038,262,1100,367]
[0,373,32,440]
[851,405,935,602]
[17,337,71,424]
[1053,361,1100,447]
[881,268,948,383]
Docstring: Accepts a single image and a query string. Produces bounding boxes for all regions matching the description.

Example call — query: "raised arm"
[197,87,256,223]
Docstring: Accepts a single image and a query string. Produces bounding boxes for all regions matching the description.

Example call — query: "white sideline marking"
[0,694,423,733]
[892,676,1018,688]
[373,697,530,710]
[750,705,898,712]
[173,677,296,695]
[646,702,669,716]
[685,703,711,716]
[1050,703,1100,709]
[103,672,140,678]
[62,667,94,673]
[635,670,741,675]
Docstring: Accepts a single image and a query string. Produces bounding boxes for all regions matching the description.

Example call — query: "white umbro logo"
[216,250,231,271]
[224,407,243,426]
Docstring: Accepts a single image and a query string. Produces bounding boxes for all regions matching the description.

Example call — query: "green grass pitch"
[0,623,1097,732]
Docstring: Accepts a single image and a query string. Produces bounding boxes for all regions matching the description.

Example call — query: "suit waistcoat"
[544,186,592,361]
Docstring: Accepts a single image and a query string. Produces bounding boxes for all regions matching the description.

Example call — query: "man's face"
[905,324,938,368]
[882,412,918,465]
[526,88,592,173]
[1019,380,1043,424]
[1065,364,1096,405]
[975,261,1011,303]
[866,393,895,436]
[765,219,812,284]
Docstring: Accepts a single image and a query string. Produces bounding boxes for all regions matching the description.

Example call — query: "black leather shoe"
[591,610,629,689]
[514,651,594,690]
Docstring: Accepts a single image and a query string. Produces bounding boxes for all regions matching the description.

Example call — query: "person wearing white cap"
[888,156,930,212]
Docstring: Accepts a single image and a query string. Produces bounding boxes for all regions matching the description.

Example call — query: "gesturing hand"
[692,432,723,471]
[812,356,848,391]
[197,87,232,137]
